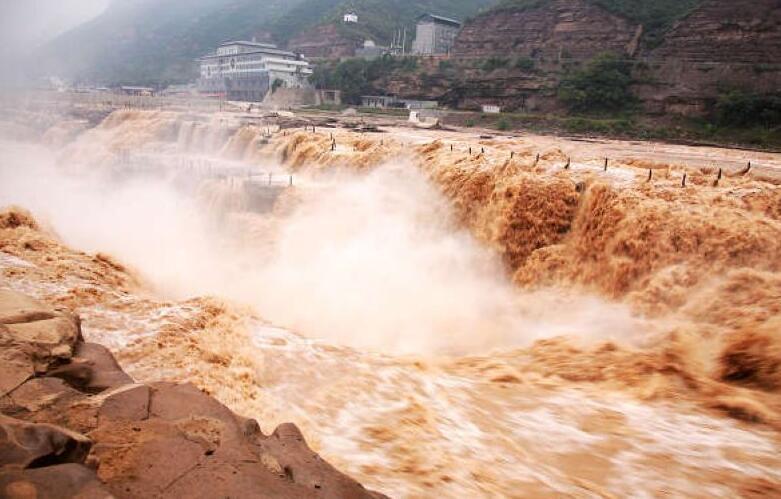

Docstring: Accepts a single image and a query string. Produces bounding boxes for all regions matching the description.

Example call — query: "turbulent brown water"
[2,108,781,497]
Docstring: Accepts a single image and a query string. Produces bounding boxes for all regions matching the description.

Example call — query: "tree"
[558,53,635,113]
[715,90,781,128]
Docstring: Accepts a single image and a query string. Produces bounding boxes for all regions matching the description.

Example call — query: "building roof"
[201,47,299,60]
[416,13,461,27]
[219,40,278,49]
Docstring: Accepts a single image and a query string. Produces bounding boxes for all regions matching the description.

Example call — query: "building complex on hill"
[198,41,313,102]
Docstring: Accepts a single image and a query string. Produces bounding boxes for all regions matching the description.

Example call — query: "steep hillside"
[36,0,302,85]
[651,0,781,62]
[286,0,499,58]
[495,0,703,46]
[453,0,641,60]
[638,0,781,115]
[34,0,498,84]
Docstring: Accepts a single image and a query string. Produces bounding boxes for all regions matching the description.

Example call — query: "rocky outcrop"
[288,24,361,59]
[0,290,384,499]
[373,0,642,112]
[452,0,640,60]
[651,0,781,63]
[389,0,781,117]
[638,0,781,115]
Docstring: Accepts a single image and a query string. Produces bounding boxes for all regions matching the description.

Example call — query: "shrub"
[465,118,476,127]
[309,55,422,104]
[496,117,511,131]
[515,57,535,71]
[482,56,510,71]
[715,91,781,128]
[558,52,635,112]
[438,60,453,72]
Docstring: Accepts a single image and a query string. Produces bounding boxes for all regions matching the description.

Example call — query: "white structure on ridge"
[412,14,462,55]
[344,12,358,23]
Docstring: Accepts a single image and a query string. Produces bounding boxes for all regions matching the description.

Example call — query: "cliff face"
[388,0,781,117]
[638,0,781,115]
[381,0,643,112]
[288,24,361,59]
[374,57,558,113]
[452,0,641,60]
[651,0,781,63]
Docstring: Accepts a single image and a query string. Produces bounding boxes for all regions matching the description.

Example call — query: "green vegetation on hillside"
[310,55,418,103]
[439,111,781,149]
[558,53,635,113]
[275,0,498,45]
[715,91,781,129]
[38,0,302,85]
[37,0,497,85]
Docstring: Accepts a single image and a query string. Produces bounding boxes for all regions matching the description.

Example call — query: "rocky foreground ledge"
[0,289,385,498]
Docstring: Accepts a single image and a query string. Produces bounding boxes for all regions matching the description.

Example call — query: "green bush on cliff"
[557,53,635,113]
[482,57,510,71]
[310,55,421,104]
[514,57,535,71]
[715,91,781,129]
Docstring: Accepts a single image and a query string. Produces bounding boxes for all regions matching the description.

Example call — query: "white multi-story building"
[198,41,313,101]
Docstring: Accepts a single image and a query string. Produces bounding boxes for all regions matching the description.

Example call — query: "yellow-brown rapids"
[2,109,781,497]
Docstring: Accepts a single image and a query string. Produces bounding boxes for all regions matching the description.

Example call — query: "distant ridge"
[34,0,498,85]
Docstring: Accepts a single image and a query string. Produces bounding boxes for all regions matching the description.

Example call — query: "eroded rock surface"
[0,290,385,498]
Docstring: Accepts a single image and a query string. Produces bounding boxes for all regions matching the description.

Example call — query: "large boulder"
[0,291,386,498]
[0,290,82,397]
[0,414,92,469]
[0,463,111,499]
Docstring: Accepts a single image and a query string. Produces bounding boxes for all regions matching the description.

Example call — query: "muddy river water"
[2,108,781,497]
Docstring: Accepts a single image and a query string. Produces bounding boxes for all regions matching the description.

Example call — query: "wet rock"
[98,385,150,423]
[0,290,82,397]
[73,342,134,392]
[0,463,111,498]
[0,291,385,498]
[0,414,92,469]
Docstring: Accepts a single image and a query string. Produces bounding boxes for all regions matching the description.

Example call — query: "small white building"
[343,12,358,23]
[482,104,502,114]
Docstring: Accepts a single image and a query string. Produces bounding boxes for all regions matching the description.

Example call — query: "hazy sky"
[0,0,109,50]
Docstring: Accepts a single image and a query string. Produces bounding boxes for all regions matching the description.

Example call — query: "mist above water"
[0,136,645,355]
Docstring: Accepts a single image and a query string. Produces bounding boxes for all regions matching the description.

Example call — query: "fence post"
[604,158,608,171]
[682,173,687,187]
